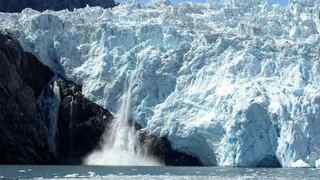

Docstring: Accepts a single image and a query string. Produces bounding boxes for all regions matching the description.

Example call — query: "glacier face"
[1,0,320,167]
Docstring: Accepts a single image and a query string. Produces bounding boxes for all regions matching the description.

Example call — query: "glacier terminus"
[1,0,320,167]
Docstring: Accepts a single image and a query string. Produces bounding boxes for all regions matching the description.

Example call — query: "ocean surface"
[0,166,319,180]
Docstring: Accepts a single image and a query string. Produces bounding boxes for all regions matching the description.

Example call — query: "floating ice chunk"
[291,159,311,168]
[315,159,320,168]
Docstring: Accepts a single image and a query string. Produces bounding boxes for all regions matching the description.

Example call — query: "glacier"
[1,0,320,167]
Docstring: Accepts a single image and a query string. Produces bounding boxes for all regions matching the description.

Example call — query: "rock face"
[0,0,117,12]
[56,79,113,164]
[0,33,55,164]
[138,129,203,166]
[0,33,113,164]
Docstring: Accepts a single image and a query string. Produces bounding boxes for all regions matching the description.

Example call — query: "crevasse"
[1,0,320,167]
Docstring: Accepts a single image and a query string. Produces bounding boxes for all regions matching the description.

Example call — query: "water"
[85,68,159,166]
[1,166,320,180]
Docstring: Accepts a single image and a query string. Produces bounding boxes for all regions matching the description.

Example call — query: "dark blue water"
[0,166,320,179]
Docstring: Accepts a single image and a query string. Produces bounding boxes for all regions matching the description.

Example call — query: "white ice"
[1,0,320,167]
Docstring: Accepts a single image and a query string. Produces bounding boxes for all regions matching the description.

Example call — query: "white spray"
[86,66,160,166]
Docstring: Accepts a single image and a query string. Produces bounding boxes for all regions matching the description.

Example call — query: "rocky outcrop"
[0,33,55,164]
[0,33,113,164]
[0,0,117,12]
[138,130,203,166]
[56,79,113,164]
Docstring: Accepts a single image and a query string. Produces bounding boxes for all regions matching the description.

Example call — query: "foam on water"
[34,176,290,180]
[2,166,320,180]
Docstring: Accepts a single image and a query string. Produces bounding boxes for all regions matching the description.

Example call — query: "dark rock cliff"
[0,33,113,164]
[138,129,203,166]
[0,34,55,164]
[0,0,118,12]
[56,79,113,164]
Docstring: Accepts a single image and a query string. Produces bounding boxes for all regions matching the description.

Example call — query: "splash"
[86,70,160,166]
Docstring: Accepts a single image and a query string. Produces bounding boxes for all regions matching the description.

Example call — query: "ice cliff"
[1,0,320,167]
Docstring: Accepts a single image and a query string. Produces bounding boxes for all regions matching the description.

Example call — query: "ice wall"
[1,0,320,167]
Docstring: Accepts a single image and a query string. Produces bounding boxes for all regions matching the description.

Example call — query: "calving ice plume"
[1,0,320,167]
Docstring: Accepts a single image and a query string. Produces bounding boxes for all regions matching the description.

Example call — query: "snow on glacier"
[1,0,320,167]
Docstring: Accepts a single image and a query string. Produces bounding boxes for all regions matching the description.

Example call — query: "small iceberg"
[291,160,311,168]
